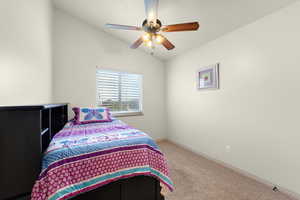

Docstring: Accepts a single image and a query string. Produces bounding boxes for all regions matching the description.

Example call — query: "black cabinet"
[0,104,68,200]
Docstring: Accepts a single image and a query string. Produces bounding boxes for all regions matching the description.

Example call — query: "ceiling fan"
[105,0,200,51]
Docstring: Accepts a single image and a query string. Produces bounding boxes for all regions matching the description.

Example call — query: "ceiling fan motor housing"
[142,19,162,33]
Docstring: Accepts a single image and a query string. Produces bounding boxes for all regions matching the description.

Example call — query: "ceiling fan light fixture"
[143,33,151,41]
[146,40,153,47]
[155,34,164,44]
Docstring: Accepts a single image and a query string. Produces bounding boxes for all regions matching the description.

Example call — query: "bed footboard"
[73,176,164,200]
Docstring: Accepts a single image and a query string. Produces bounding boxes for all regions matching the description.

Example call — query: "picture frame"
[197,63,219,90]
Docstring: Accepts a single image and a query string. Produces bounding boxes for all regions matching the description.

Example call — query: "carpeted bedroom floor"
[158,141,296,200]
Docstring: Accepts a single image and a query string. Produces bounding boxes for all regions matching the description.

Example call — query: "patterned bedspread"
[31,119,173,200]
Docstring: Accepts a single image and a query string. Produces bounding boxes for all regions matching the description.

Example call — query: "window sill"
[112,111,144,117]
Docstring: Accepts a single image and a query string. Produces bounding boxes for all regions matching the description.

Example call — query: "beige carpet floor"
[158,141,296,200]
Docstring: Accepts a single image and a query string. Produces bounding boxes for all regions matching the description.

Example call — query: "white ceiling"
[53,0,297,61]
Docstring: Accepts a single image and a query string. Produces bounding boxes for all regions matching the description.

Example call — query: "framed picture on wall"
[197,63,219,90]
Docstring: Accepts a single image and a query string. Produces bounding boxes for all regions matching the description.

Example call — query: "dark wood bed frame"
[74,176,164,200]
[0,104,164,200]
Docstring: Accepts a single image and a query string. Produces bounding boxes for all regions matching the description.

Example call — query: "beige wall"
[52,9,166,140]
[0,0,52,105]
[166,1,300,195]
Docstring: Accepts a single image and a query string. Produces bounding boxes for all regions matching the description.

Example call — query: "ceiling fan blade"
[161,22,199,32]
[144,0,159,24]
[105,24,141,31]
[130,37,144,49]
[160,35,175,50]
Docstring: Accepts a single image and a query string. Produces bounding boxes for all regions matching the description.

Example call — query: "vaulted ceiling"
[53,0,297,61]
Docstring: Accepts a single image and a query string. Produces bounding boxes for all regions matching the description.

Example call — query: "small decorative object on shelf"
[197,63,219,90]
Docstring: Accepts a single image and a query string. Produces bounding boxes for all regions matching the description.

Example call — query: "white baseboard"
[155,138,167,143]
[167,139,300,200]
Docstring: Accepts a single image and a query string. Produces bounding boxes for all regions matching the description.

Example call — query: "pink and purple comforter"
[31,119,173,200]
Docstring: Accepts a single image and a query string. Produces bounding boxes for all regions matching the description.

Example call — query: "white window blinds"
[96,69,143,113]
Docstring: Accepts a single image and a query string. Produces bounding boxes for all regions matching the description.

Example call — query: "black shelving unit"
[0,104,68,200]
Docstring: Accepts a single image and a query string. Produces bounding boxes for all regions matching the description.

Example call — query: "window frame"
[96,68,143,117]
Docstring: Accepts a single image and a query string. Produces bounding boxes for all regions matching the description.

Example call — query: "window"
[96,69,143,116]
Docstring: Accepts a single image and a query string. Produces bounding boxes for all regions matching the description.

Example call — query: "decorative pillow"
[72,107,112,125]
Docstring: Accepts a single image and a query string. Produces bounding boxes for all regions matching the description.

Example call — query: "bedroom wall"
[166,1,300,196]
[52,9,166,140]
[0,0,52,105]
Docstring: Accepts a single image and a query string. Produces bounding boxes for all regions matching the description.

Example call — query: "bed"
[31,117,173,200]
